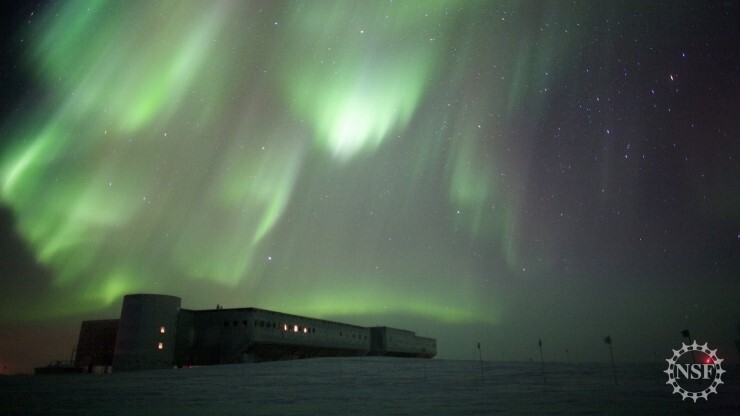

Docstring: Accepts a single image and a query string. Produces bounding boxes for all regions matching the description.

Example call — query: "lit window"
[157,342,163,350]
[303,327,308,333]
[283,324,288,331]
[293,325,299,333]
[160,326,166,334]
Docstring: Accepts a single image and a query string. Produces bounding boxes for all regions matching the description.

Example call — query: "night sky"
[0,1,738,374]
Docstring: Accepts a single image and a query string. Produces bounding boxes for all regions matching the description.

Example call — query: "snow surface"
[1,358,737,415]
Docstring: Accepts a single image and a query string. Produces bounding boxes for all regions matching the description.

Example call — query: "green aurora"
[1,0,537,322]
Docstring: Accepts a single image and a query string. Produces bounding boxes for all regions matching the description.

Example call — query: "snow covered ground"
[1,357,737,415]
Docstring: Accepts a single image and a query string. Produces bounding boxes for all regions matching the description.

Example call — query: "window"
[157,342,163,350]
[283,324,288,331]
[303,327,308,333]
[293,324,299,333]
[160,326,166,334]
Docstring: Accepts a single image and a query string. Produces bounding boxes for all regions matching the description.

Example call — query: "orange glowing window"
[160,326,166,334]
[283,324,288,331]
[293,325,299,333]
[157,342,163,350]
[303,327,308,333]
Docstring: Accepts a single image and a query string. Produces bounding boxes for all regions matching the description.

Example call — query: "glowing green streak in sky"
[119,6,228,132]
[449,140,492,235]
[282,1,458,161]
[2,127,54,198]
[262,271,493,324]
[82,268,136,306]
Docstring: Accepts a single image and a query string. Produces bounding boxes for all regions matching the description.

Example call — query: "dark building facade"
[74,319,118,373]
[75,294,436,372]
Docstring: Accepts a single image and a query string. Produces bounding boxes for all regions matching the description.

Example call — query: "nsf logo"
[664,341,725,402]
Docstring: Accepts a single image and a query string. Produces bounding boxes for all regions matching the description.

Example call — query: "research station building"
[74,294,436,372]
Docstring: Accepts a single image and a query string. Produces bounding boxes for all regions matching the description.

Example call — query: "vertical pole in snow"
[538,339,546,385]
[477,342,483,381]
[605,336,617,385]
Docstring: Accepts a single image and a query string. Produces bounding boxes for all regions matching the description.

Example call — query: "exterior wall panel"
[370,327,436,358]
[75,319,119,372]
[112,294,181,372]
